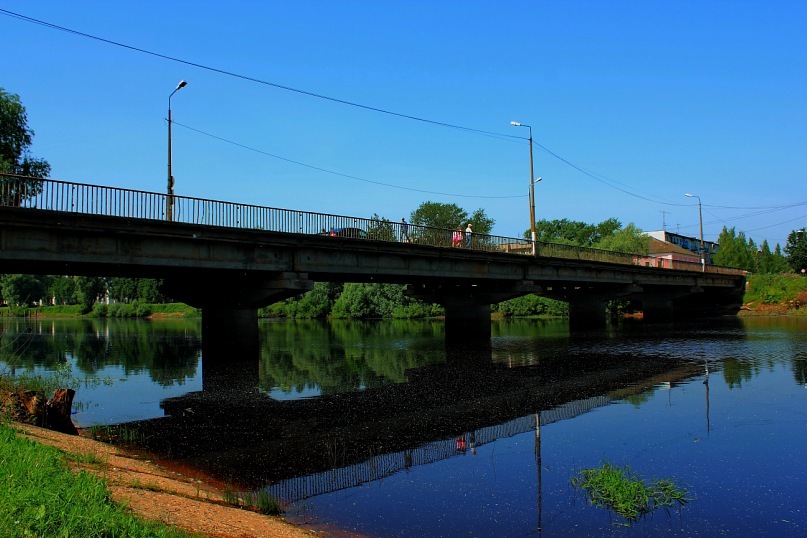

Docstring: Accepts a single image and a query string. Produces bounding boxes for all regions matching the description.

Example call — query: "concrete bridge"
[0,175,746,357]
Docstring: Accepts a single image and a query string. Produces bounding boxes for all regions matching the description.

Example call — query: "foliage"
[744,273,807,306]
[492,295,568,317]
[0,88,50,205]
[0,423,191,537]
[367,213,396,242]
[571,460,690,522]
[713,227,757,271]
[75,277,107,314]
[0,274,49,306]
[410,201,494,235]
[531,217,622,246]
[593,223,648,254]
[756,240,790,274]
[784,228,807,274]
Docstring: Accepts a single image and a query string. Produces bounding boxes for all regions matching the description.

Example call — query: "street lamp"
[510,120,537,255]
[685,193,705,271]
[167,79,187,221]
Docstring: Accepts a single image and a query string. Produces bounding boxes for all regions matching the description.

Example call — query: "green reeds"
[571,460,690,522]
[223,486,284,516]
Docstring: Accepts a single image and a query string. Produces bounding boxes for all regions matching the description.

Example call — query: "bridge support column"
[568,298,608,330]
[641,297,675,322]
[444,302,492,344]
[406,281,541,346]
[164,271,313,374]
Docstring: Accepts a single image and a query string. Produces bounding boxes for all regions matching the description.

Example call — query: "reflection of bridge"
[139,348,702,493]
[264,395,612,503]
[2,175,745,355]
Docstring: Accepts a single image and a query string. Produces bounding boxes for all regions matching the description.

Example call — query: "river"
[1,316,805,537]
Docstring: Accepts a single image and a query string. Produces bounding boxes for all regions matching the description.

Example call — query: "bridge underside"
[0,207,746,360]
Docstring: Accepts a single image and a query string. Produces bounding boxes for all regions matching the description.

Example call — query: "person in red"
[452,226,463,248]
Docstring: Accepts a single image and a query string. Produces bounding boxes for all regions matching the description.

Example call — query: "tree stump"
[45,388,78,435]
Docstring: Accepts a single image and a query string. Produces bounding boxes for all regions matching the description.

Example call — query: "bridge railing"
[0,174,746,276]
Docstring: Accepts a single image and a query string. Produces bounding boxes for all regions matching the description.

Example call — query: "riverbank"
[2,421,320,538]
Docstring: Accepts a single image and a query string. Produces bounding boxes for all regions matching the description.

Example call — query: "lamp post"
[685,193,705,271]
[167,79,187,221]
[510,121,537,255]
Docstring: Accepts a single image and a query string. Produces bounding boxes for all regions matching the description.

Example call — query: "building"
[644,230,718,265]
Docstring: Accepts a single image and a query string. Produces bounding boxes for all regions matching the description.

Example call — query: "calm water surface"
[1,316,805,537]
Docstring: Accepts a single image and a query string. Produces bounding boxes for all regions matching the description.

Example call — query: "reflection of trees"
[258,320,445,395]
[0,318,201,386]
[722,358,756,389]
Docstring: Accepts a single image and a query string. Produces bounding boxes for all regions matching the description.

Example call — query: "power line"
[0,8,521,142]
[4,8,804,216]
[173,121,525,199]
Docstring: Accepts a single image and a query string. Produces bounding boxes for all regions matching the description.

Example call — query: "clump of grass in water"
[223,485,284,516]
[571,460,690,522]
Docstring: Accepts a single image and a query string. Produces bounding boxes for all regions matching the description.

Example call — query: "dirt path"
[13,423,321,538]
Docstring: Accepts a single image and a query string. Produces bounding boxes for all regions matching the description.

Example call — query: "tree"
[0,88,50,206]
[784,228,807,275]
[0,274,49,305]
[410,202,493,235]
[594,223,648,254]
[531,217,623,246]
[367,213,396,242]
[713,227,757,271]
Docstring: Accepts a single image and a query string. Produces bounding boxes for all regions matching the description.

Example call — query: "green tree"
[713,227,757,271]
[756,240,790,274]
[594,223,648,254]
[367,213,396,241]
[0,274,49,305]
[75,277,107,313]
[0,88,50,205]
[784,228,807,275]
[532,217,623,246]
[410,202,494,235]
[48,276,78,305]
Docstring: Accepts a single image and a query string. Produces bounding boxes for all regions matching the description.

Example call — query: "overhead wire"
[173,121,525,199]
[2,7,804,224]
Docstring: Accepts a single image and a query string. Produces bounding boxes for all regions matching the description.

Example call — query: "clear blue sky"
[2,1,805,247]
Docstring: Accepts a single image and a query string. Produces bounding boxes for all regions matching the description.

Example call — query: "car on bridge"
[323,227,368,239]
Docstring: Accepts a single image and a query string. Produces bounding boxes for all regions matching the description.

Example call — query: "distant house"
[645,230,718,264]
[634,237,702,269]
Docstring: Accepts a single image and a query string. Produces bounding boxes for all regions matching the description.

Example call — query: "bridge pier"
[567,298,608,330]
[164,272,313,367]
[406,281,541,345]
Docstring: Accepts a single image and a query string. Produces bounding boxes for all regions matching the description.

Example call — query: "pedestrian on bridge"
[401,218,410,242]
[452,227,463,248]
[465,223,473,248]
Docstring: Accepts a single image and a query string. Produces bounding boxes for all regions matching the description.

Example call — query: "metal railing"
[0,174,746,276]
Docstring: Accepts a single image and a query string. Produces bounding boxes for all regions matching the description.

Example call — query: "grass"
[223,486,284,516]
[571,460,690,522]
[0,421,194,538]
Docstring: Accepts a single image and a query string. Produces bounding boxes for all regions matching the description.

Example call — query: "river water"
[1,316,805,537]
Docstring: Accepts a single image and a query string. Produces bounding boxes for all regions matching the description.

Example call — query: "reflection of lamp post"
[685,193,705,271]
[167,80,187,221]
[511,121,538,255]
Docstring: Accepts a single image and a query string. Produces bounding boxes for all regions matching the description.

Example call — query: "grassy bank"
[743,273,807,315]
[0,421,193,537]
[0,302,200,318]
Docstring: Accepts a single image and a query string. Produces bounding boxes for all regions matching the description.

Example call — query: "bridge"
[0,174,746,356]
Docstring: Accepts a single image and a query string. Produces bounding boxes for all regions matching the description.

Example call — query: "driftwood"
[3,388,78,435]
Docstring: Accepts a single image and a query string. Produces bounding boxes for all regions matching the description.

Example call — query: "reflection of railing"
[0,174,746,276]
[262,395,612,503]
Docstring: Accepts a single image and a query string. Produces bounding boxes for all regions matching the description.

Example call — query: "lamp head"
[685,193,695,198]
[176,80,187,90]
[510,121,521,126]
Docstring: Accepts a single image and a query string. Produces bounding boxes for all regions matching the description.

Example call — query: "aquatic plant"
[571,460,690,522]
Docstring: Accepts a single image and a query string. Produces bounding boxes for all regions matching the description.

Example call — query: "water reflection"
[3,316,807,536]
[0,318,201,387]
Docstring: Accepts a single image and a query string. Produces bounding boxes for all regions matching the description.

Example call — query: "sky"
[2,1,805,247]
